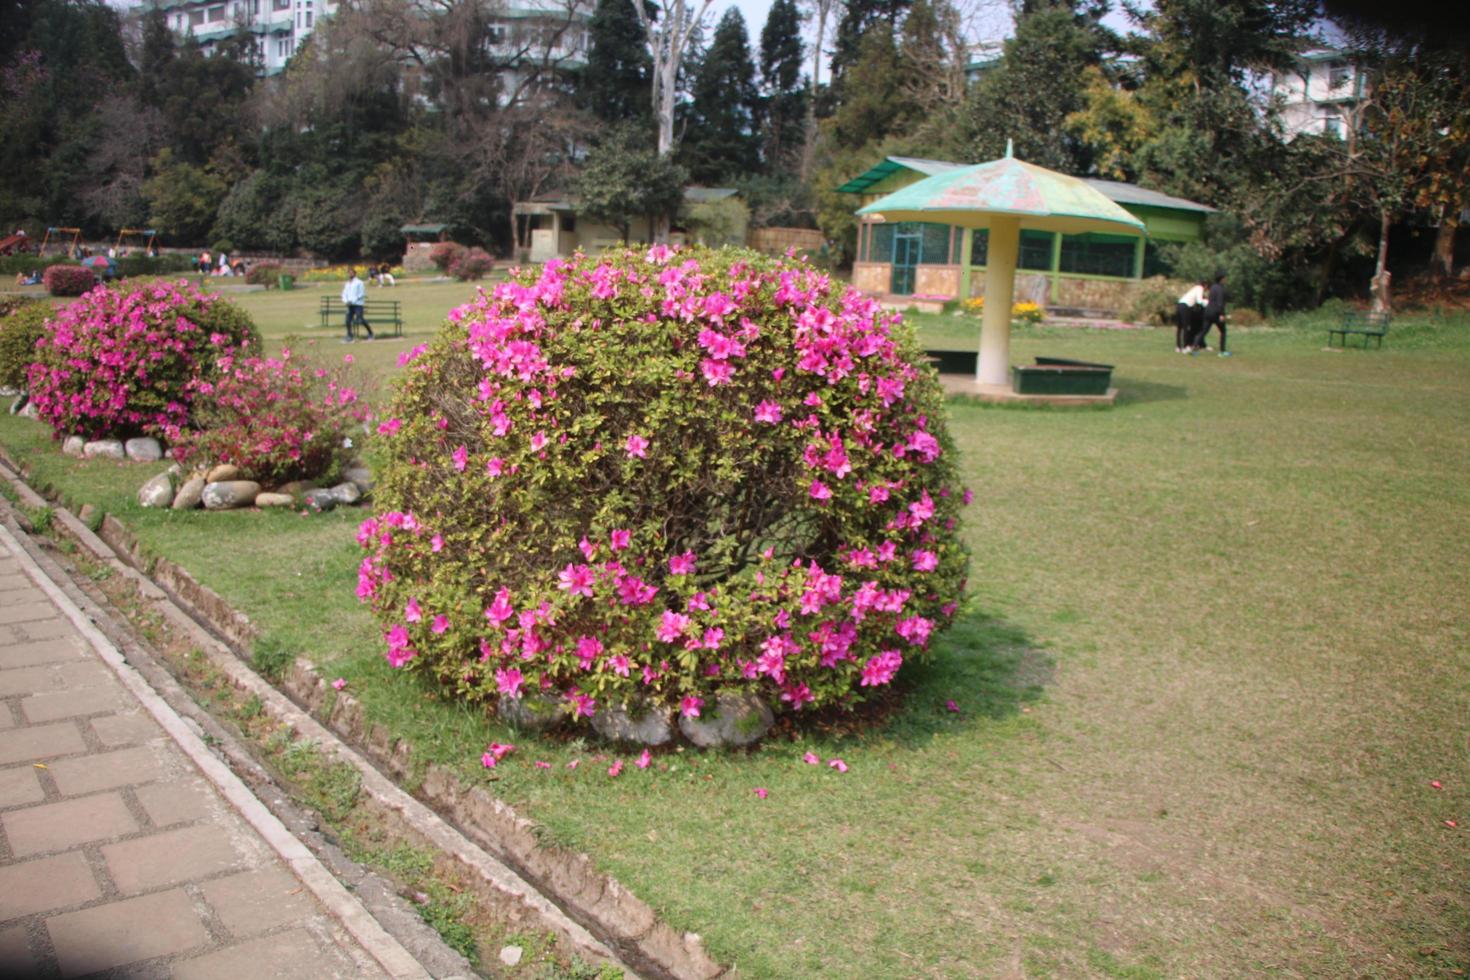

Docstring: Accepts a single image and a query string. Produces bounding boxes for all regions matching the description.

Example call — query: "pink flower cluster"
[360,246,969,723]
[27,280,258,440]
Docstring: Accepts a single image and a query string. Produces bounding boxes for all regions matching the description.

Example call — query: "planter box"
[1012,358,1114,395]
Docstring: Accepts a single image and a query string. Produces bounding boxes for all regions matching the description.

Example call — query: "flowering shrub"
[359,246,969,726]
[246,262,284,286]
[448,247,494,282]
[429,242,465,273]
[26,280,260,440]
[961,297,1045,323]
[168,347,371,485]
[0,299,48,389]
[43,265,96,297]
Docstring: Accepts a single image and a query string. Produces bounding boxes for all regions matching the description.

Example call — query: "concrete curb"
[0,449,731,979]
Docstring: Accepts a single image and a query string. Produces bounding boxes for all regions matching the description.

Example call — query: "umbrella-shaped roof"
[80,256,116,268]
[857,155,1145,238]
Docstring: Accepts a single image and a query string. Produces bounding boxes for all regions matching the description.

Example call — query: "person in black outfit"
[1191,271,1229,356]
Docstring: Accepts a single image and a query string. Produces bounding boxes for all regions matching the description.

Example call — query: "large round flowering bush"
[359,246,969,726]
[27,280,260,441]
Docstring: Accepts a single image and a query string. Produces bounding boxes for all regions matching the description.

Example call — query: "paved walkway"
[0,523,422,979]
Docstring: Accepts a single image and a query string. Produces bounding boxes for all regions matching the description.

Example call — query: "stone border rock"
[0,445,731,980]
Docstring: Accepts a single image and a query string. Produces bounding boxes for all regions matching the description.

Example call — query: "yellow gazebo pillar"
[978,216,1020,386]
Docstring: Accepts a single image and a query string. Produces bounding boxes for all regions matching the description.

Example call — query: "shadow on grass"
[862,602,1054,750]
[1112,376,1189,406]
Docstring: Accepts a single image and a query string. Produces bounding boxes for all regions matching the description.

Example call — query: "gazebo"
[857,147,1146,391]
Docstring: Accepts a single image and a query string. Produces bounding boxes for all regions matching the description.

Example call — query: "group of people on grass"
[1175,272,1230,357]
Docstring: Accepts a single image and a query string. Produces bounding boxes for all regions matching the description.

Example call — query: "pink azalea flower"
[753,400,783,423]
[802,752,820,765]
[754,787,769,800]
[608,759,624,777]
[486,457,504,477]
[496,667,524,698]
[342,353,354,364]
[657,610,691,642]
[946,699,961,713]
[680,695,704,718]
[911,549,939,572]
[558,563,596,597]
[481,752,499,768]
[625,433,649,458]
[635,749,652,769]
[668,551,697,575]
[610,528,631,551]
[487,742,515,761]
[567,759,580,770]
[431,534,444,553]
[331,677,346,690]
[809,479,832,501]
[431,614,450,635]
[828,758,849,773]
[700,359,734,386]
[405,597,422,623]
[530,430,548,451]
[376,418,402,436]
[484,587,514,626]
[608,654,631,677]
[451,445,468,471]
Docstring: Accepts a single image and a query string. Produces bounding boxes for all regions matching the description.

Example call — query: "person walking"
[341,268,374,342]
[1175,279,1206,353]
[1197,271,1230,357]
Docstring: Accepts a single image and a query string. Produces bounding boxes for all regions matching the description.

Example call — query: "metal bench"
[1328,310,1390,348]
[319,297,404,338]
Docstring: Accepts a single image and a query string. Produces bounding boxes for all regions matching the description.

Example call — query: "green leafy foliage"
[0,298,48,389]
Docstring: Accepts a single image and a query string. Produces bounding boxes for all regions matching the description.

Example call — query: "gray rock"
[343,466,374,494]
[137,471,175,508]
[497,693,562,731]
[206,463,243,483]
[277,480,317,497]
[498,947,524,967]
[19,400,38,418]
[328,481,361,506]
[255,492,295,508]
[62,436,85,458]
[677,693,774,748]
[302,488,337,511]
[124,437,163,462]
[0,385,18,397]
[172,477,205,510]
[202,480,261,510]
[591,700,675,746]
[83,439,126,460]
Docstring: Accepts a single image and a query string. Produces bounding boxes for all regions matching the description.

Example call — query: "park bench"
[1328,310,1390,348]
[319,297,404,338]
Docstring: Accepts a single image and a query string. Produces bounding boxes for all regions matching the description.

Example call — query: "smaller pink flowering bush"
[168,347,371,486]
[27,280,260,440]
[449,247,494,282]
[360,246,970,727]
[429,242,465,273]
[43,265,96,297]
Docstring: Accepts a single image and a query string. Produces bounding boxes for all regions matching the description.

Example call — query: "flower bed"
[360,246,970,739]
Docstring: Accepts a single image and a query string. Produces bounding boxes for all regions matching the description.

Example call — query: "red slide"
[0,232,31,255]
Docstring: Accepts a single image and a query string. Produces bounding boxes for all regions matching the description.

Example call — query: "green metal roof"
[401,223,449,234]
[1079,178,1216,214]
[835,157,963,195]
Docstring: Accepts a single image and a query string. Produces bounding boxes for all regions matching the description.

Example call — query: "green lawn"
[4,290,1468,977]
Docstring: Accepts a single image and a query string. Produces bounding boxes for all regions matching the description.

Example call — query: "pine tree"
[581,0,654,125]
[831,0,911,92]
[680,8,760,183]
[759,0,806,173]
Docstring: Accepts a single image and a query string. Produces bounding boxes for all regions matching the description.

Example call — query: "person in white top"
[341,269,374,341]
[1175,280,1206,352]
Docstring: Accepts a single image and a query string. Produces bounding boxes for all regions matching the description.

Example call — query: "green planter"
[278,274,295,291]
[1012,358,1114,395]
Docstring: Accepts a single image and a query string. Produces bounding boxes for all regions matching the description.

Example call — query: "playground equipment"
[0,230,37,256]
[39,227,82,257]
[113,228,159,257]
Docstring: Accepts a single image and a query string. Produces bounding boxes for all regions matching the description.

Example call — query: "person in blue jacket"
[341,269,375,342]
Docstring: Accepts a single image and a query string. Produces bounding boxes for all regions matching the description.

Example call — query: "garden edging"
[0,446,730,980]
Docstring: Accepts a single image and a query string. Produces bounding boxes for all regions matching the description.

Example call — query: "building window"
[1320,111,1343,137]
[1019,230,1054,271]
[208,5,225,21]
[1059,233,1137,278]
[274,0,290,9]
[1329,64,1353,90]
[305,11,312,26]
[189,9,205,26]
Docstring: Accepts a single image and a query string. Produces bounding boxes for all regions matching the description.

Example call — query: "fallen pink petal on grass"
[608,759,624,777]
[534,761,552,769]
[754,787,768,799]
[829,758,848,773]
[567,759,580,770]
[635,749,652,770]
[945,699,960,712]
[1446,820,1458,828]
[1431,780,1443,789]
[331,678,346,690]
[802,752,820,765]
[480,752,498,769]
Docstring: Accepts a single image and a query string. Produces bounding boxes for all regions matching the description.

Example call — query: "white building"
[1270,49,1369,139]
[127,0,588,81]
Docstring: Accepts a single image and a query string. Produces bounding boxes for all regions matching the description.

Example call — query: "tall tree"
[830,0,910,90]
[573,122,687,241]
[682,9,760,183]
[631,0,714,239]
[582,0,654,124]
[759,0,806,173]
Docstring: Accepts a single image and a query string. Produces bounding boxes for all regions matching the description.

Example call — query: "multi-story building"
[126,0,589,82]
[1270,48,1369,139]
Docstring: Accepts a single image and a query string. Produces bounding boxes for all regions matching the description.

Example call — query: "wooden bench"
[1328,310,1390,348]
[319,297,403,338]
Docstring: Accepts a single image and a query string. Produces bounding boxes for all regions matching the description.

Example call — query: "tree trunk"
[1370,207,1392,314]
[1432,215,1457,278]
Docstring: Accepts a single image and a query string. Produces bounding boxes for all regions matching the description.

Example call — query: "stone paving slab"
[0,524,417,979]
